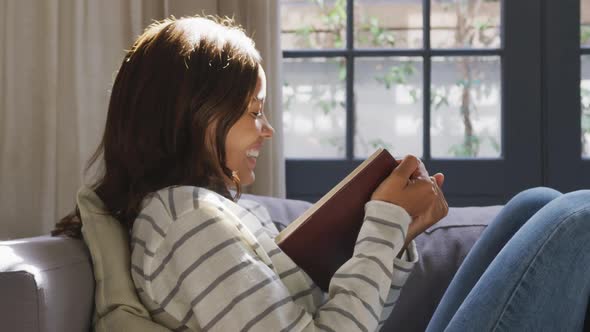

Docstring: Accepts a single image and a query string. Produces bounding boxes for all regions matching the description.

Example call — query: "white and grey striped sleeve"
[140,200,415,332]
[310,200,417,332]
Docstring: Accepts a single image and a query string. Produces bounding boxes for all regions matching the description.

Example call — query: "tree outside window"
[281,0,502,159]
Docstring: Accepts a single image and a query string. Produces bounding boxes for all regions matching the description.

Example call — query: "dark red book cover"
[275,148,398,291]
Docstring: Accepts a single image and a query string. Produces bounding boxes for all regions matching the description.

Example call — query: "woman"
[53,15,590,331]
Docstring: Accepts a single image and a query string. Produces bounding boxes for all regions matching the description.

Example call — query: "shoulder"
[131,187,251,264]
[236,197,277,232]
[131,186,236,241]
[140,185,232,220]
[236,197,268,217]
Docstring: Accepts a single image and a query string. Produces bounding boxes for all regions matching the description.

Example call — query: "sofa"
[0,193,503,332]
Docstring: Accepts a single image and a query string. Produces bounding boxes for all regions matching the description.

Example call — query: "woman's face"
[225,66,274,186]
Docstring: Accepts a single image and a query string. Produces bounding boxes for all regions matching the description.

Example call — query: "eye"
[251,111,264,118]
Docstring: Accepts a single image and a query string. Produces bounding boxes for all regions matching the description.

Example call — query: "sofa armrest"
[0,236,94,332]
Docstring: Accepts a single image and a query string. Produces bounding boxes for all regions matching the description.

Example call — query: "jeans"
[426,187,590,332]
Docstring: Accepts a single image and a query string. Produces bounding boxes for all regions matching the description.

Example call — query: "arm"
[319,200,417,331]
[141,201,415,332]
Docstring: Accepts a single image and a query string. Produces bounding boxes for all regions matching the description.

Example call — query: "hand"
[371,155,439,217]
[405,176,448,247]
[394,157,448,245]
[371,155,449,248]
[396,157,445,188]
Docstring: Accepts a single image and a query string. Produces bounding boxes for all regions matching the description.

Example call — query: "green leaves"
[430,88,450,111]
[582,26,590,44]
[316,99,339,115]
[375,64,416,90]
[447,134,500,157]
[295,26,314,48]
[367,138,393,151]
[362,16,397,47]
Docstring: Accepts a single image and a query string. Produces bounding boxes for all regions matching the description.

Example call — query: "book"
[274,148,398,292]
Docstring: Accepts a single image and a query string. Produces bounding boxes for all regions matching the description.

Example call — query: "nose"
[261,115,274,139]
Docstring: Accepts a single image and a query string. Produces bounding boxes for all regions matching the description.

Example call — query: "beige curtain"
[0,0,284,239]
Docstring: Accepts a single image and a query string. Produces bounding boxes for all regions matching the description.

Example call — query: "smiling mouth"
[246,149,259,158]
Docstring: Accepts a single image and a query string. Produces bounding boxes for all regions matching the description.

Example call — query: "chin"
[242,177,255,186]
[240,172,255,186]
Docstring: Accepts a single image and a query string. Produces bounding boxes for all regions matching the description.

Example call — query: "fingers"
[395,157,444,186]
[407,177,449,240]
[375,154,447,220]
[431,178,449,218]
[397,157,427,179]
[391,155,420,186]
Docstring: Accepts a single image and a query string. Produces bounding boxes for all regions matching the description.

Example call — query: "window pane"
[431,0,501,49]
[281,0,347,49]
[581,55,590,157]
[354,0,423,49]
[583,0,590,46]
[431,56,501,158]
[354,57,423,158]
[283,58,346,158]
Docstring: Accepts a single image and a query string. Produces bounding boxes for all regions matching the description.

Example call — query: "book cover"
[275,148,398,291]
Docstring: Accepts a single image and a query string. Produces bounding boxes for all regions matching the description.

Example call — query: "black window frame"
[544,0,590,192]
[283,0,546,206]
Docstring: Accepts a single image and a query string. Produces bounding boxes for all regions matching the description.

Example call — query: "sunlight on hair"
[176,16,261,61]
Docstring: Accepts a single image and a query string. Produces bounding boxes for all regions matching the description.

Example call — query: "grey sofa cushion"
[384,205,502,332]
[0,271,39,331]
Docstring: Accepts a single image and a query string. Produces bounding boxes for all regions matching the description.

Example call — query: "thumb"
[432,173,445,188]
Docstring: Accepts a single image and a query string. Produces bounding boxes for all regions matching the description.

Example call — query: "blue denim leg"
[438,190,590,331]
[427,186,563,332]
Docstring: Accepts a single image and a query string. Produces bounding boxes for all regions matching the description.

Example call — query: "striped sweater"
[130,186,418,332]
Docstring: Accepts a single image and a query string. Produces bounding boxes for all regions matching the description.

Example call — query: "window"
[281,0,549,205]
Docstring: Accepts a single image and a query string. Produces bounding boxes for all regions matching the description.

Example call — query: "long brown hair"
[52,15,261,238]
